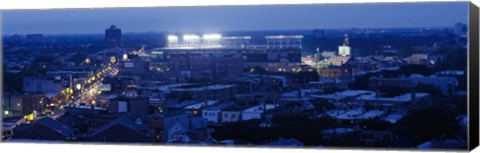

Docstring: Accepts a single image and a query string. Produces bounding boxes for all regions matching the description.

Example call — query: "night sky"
[1,2,469,35]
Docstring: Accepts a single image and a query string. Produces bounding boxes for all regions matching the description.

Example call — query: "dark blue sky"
[1,2,469,35]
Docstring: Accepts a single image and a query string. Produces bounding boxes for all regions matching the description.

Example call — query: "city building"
[265,35,303,49]
[170,84,238,100]
[11,117,74,141]
[404,54,428,65]
[119,58,150,75]
[23,76,63,96]
[369,76,415,89]
[3,92,46,115]
[241,104,277,121]
[338,34,351,56]
[318,65,353,79]
[200,101,235,126]
[220,106,245,123]
[105,25,122,45]
[84,117,150,143]
[163,111,208,143]
[453,22,467,36]
[109,97,149,118]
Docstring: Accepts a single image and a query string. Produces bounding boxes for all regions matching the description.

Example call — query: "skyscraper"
[105,25,122,45]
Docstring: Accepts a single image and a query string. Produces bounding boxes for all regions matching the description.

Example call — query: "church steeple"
[343,34,349,46]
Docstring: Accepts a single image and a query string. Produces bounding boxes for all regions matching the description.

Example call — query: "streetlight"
[76,84,82,90]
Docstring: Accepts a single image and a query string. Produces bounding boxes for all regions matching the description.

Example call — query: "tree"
[71,52,88,66]
[359,118,392,131]
[313,100,335,111]
[393,105,460,145]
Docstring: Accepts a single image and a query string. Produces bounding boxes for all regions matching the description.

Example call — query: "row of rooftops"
[312,90,429,103]
[171,84,237,92]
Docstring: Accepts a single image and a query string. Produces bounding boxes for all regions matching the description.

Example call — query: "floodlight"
[167,35,178,41]
[203,34,222,40]
[183,34,200,40]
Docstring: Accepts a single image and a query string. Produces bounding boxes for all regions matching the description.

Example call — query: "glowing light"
[110,56,117,63]
[75,84,82,90]
[265,35,303,39]
[85,58,91,64]
[203,34,222,40]
[4,110,9,115]
[92,100,96,105]
[183,34,200,40]
[28,113,35,121]
[123,54,128,61]
[222,36,251,40]
[167,35,178,41]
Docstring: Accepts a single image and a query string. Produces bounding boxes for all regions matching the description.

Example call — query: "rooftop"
[357,92,429,103]
[172,84,236,92]
[243,104,277,113]
[313,90,374,100]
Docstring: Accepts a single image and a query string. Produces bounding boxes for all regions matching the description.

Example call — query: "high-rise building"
[105,25,122,44]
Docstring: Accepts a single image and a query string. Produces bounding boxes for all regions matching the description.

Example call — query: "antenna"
[343,34,349,46]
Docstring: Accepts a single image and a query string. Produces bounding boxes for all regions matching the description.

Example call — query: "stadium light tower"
[183,34,200,47]
[203,34,222,48]
[167,35,179,47]
[183,34,200,40]
[203,34,222,40]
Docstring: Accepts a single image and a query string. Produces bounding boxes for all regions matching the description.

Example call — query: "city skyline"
[2,2,469,35]
[1,2,473,150]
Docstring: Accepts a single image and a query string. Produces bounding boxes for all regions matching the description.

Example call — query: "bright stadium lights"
[183,34,200,41]
[203,34,222,40]
[265,35,303,39]
[222,36,251,40]
[167,35,179,48]
[167,35,178,41]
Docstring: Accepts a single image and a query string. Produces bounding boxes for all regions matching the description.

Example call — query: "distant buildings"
[3,92,46,116]
[84,117,150,143]
[105,25,122,45]
[11,117,74,141]
[404,54,427,65]
[163,52,243,80]
[25,34,45,43]
[23,76,63,95]
[163,111,208,143]
[453,23,467,36]
[119,58,150,75]
[242,104,277,121]
[318,65,353,79]
[369,74,459,96]
[312,29,325,38]
[170,84,238,100]
[265,35,303,49]
[109,97,149,119]
[369,76,414,89]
